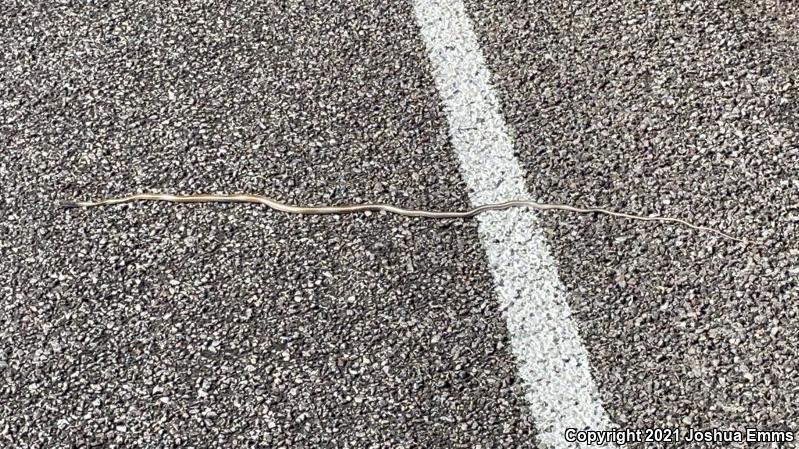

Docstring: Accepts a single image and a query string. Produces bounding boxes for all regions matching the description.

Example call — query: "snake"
[59,193,751,244]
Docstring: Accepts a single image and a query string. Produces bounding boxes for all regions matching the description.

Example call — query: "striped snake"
[60,193,750,244]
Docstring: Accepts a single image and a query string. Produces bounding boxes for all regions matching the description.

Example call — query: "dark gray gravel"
[1,1,537,447]
[465,0,798,445]
[4,0,798,448]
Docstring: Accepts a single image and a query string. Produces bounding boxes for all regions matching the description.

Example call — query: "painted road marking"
[411,1,615,447]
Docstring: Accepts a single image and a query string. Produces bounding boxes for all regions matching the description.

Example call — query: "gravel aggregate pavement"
[2,0,798,448]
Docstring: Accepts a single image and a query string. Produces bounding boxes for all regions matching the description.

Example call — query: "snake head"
[58,200,79,209]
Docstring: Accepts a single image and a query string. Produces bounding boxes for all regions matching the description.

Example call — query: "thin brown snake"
[59,193,753,244]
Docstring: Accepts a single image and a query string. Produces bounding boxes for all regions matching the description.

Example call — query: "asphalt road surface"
[1,1,797,448]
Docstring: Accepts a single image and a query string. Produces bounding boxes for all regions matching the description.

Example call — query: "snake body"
[60,193,749,243]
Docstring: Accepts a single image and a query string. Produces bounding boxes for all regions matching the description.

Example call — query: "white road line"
[412,1,615,448]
